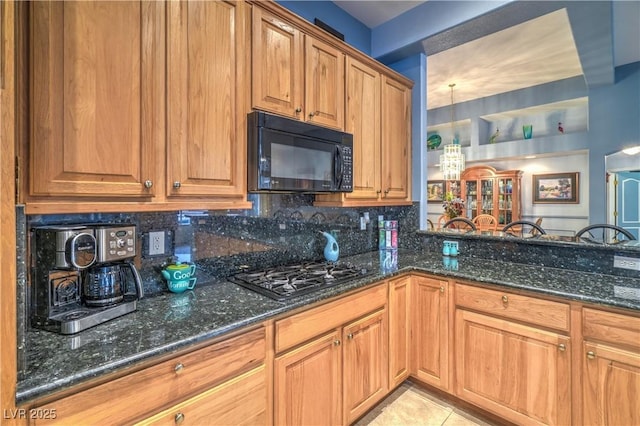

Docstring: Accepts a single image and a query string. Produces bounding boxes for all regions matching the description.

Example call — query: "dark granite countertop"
[17,250,640,403]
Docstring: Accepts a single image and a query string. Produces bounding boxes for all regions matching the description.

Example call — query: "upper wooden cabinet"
[381,75,412,201]
[166,0,248,199]
[251,6,344,130]
[315,61,413,207]
[24,0,251,213]
[460,165,523,226]
[29,1,163,201]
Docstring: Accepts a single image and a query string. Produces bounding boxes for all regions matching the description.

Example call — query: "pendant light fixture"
[440,83,465,180]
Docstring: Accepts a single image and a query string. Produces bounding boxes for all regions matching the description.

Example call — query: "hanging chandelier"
[440,83,465,180]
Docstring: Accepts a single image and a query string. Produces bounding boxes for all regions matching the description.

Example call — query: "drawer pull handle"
[587,351,596,360]
[174,363,184,373]
[175,412,185,424]
[501,295,508,304]
[347,333,353,340]
[558,344,566,352]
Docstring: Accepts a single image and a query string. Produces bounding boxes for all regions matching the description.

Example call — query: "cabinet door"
[412,276,449,390]
[455,309,571,425]
[381,75,411,201]
[389,275,410,388]
[343,308,388,424]
[304,36,344,129]
[344,57,381,201]
[136,366,267,426]
[274,331,342,426]
[583,342,640,426]
[166,0,247,198]
[30,1,162,198]
[251,6,303,119]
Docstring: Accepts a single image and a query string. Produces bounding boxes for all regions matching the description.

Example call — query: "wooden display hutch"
[460,165,522,226]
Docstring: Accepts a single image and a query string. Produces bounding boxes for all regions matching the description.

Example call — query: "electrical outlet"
[613,255,640,271]
[149,231,165,256]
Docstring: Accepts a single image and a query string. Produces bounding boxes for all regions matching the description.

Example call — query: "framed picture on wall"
[427,180,445,202]
[533,172,579,203]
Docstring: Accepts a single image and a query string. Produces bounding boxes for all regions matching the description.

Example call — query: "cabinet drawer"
[275,283,386,353]
[455,283,570,331]
[136,366,267,426]
[34,327,265,425]
[583,308,640,350]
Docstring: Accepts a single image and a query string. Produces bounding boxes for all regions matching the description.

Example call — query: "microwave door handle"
[335,146,343,189]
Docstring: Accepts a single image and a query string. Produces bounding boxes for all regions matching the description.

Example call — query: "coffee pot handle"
[125,262,144,299]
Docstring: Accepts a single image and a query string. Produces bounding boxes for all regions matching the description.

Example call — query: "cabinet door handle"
[384,188,390,195]
[173,181,181,189]
[376,190,382,195]
[174,362,184,374]
[558,344,566,352]
[174,412,185,424]
[586,351,596,360]
[501,295,508,304]
[333,339,341,346]
[440,286,445,293]
[295,107,302,114]
[144,180,153,189]
[309,112,315,118]
[347,333,353,340]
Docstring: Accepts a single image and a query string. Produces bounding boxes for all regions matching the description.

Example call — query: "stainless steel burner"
[230,261,371,300]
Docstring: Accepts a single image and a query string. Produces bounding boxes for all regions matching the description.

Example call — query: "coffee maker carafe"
[31,224,143,334]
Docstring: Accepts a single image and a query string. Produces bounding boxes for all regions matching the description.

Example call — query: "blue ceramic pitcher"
[320,231,339,262]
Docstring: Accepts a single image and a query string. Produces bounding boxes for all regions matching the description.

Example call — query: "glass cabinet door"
[498,178,513,225]
[465,181,478,219]
[480,178,494,215]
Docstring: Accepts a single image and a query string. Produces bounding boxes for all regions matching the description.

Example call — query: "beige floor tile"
[355,382,500,426]
[356,383,453,426]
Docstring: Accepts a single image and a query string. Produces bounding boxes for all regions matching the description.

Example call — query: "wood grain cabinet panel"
[582,308,640,426]
[251,6,344,130]
[343,308,388,424]
[29,1,162,199]
[33,327,265,425]
[136,366,267,426]
[380,75,411,201]
[274,331,342,426]
[389,275,411,388]
[412,275,450,390]
[456,282,570,332]
[455,309,571,425]
[251,5,304,120]
[166,0,248,199]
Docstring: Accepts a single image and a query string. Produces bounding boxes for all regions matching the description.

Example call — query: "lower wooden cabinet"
[343,308,388,424]
[454,309,571,425]
[582,308,640,426]
[32,326,266,425]
[389,275,411,388]
[136,366,267,426]
[411,275,450,390]
[273,284,388,426]
[274,331,342,426]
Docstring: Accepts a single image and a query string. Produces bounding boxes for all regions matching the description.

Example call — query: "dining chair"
[472,214,498,231]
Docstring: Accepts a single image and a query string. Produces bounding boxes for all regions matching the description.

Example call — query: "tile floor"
[355,382,496,426]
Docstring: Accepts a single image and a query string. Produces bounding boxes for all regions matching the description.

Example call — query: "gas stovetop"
[229,261,372,301]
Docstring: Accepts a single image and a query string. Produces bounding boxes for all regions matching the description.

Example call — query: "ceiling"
[332,1,640,110]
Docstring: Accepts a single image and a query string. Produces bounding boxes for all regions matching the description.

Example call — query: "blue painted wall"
[276,1,371,55]
[587,61,640,224]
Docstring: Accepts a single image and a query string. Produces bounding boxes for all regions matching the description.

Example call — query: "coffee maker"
[30,224,144,334]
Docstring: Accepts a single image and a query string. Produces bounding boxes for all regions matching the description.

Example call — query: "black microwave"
[247,111,353,193]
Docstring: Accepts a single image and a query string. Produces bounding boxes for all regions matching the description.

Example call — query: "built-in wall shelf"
[479,97,588,145]
[427,118,472,149]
